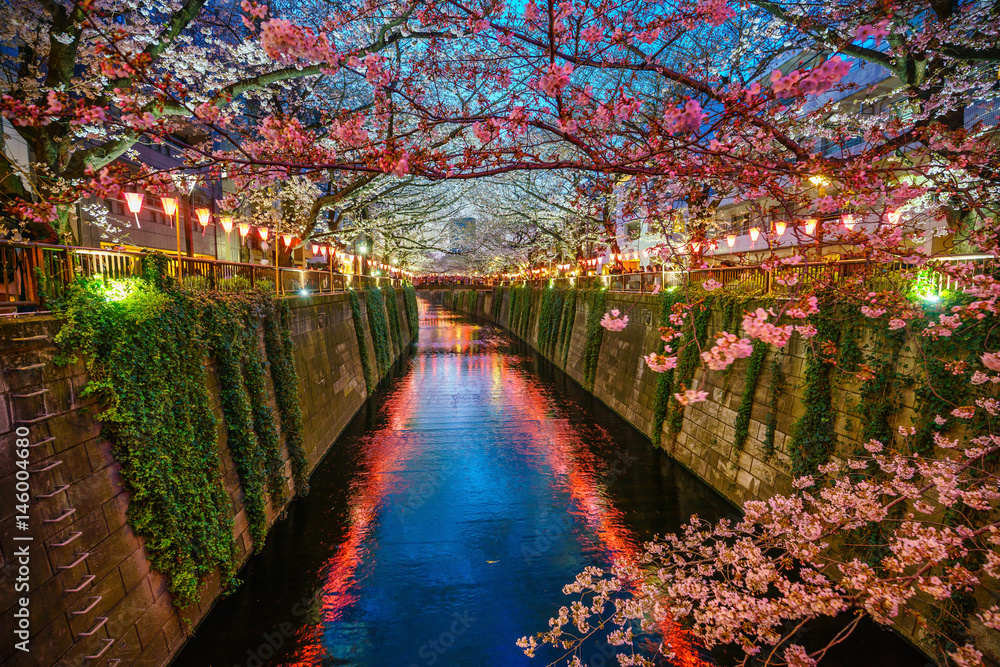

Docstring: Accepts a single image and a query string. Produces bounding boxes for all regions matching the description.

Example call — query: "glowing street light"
[124,192,144,228]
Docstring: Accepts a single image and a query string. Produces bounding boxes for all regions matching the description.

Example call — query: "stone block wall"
[0,289,414,667]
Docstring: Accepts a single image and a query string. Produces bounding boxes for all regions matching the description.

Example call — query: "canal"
[175,301,927,667]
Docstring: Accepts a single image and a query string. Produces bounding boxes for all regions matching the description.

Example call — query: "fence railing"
[495,255,997,296]
[0,241,405,314]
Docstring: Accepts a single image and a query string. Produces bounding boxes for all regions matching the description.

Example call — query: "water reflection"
[174,302,924,667]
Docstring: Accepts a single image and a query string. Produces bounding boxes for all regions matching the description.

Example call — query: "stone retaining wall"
[0,289,414,667]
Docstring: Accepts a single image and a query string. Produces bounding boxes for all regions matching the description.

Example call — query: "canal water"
[175,301,927,667]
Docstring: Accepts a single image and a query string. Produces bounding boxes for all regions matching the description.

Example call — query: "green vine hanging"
[668,297,714,435]
[492,286,505,320]
[559,288,578,365]
[788,299,840,477]
[583,288,608,389]
[732,340,768,454]
[349,289,374,394]
[262,299,309,495]
[382,285,403,355]
[403,284,419,340]
[364,285,392,376]
[651,289,684,445]
[761,357,786,462]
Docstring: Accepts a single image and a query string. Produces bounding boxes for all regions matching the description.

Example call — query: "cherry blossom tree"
[4,0,1000,662]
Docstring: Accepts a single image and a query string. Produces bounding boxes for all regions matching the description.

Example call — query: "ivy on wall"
[349,289,375,393]
[583,288,607,389]
[651,289,683,446]
[492,286,505,320]
[761,357,786,462]
[857,320,906,447]
[51,255,306,607]
[911,293,989,455]
[365,285,392,376]
[261,298,309,494]
[382,285,403,355]
[403,284,419,340]
[668,297,714,435]
[508,285,528,334]
[203,298,279,546]
[239,316,286,501]
[732,340,768,453]
[558,288,577,365]
[536,287,566,356]
[521,288,535,335]
[788,300,840,477]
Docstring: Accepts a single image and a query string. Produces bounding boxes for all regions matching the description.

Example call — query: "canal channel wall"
[0,289,415,667]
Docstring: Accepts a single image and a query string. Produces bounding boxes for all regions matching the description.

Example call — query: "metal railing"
[0,241,405,314]
[495,255,997,296]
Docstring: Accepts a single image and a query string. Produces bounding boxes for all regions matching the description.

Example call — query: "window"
[730,213,750,235]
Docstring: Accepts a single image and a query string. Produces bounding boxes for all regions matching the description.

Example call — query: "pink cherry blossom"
[674,389,709,405]
[644,353,678,372]
[982,352,1000,372]
[600,310,629,331]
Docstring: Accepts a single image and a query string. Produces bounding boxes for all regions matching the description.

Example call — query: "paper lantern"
[774,220,787,235]
[258,227,270,242]
[726,233,736,248]
[195,208,211,227]
[311,244,320,254]
[282,234,293,248]
[691,242,701,253]
[238,223,251,238]
[803,218,817,235]
[842,214,857,231]
[888,209,902,225]
[124,192,144,214]
[749,227,760,242]
[161,197,178,217]
[220,215,234,234]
